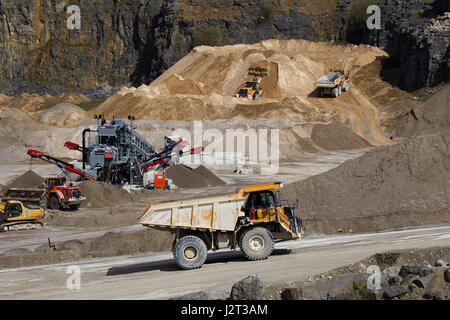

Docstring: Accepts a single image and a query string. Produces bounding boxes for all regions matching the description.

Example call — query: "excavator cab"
[6,202,22,218]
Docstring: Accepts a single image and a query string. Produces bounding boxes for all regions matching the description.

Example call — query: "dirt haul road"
[0,225,449,300]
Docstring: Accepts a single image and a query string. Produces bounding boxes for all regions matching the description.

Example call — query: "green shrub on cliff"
[257,4,275,24]
[193,26,224,47]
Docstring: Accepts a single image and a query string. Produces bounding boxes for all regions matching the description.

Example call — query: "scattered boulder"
[280,285,303,300]
[412,274,434,289]
[444,268,450,283]
[399,266,435,278]
[408,283,418,293]
[435,259,449,267]
[229,275,265,300]
[383,284,407,299]
[388,276,402,285]
[400,274,420,286]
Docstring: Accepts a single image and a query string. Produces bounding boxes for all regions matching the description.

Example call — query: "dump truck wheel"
[173,235,208,270]
[343,82,349,91]
[338,86,342,96]
[69,204,80,210]
[49,195,60,210]
[239,227,274,261]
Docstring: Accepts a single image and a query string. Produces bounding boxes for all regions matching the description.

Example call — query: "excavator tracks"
[1,221,43,232]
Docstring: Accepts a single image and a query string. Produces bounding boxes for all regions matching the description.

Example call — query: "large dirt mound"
[0,92,90,119]
[166,165,226,188]
[91,39,391,146]
[37,103,87,127]
[4,171,44,189]
[79,181,135,208]
[193,165,226,186]
[283,130,450,234]
[384,85,450,138]
[310,123,371,151]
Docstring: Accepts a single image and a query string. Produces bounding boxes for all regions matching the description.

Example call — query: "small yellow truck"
[0,188,45,231]
[317,70,350,98]
[138,182,302,269]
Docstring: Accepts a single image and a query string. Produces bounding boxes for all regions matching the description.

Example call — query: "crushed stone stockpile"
[4,170,44,189]
[310,123,372,151]
[166,165,226,189]
[283,130,450,234]
[192,165,227,186]
[386,85,450,138]
[79,180,135,208]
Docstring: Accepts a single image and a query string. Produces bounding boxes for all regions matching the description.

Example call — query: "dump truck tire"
[173,235,208,270]
[239,227,274,261]
[338,86,342,96]
[49,195,60,210]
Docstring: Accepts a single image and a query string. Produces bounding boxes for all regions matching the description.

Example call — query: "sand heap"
[0,92,90,121]
[37,103,87,127]
[90,39,391,146]
[166,165,226,189]
[310,123,371,151]
[283,130,450,234]
[3,171,45,190]
[384,85,450,138]
[79,180,135,208]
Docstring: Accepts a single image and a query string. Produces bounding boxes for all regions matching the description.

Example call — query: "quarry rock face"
[0,0,448,94]
[350,0,450,91]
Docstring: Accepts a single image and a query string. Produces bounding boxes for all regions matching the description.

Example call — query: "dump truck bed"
[316,72,342,87]
[138,193,247,231]
[138,182,285,232]
[1,188,45,203]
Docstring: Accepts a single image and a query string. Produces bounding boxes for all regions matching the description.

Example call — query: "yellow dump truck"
[138,182,303,269]
[0,188,46,231]
[317,70,350,98]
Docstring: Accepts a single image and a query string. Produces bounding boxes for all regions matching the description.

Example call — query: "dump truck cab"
[138,182,302,270]
[240,187,300,240]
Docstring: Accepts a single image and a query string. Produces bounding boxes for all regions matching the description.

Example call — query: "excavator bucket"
[248,67,269,77]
